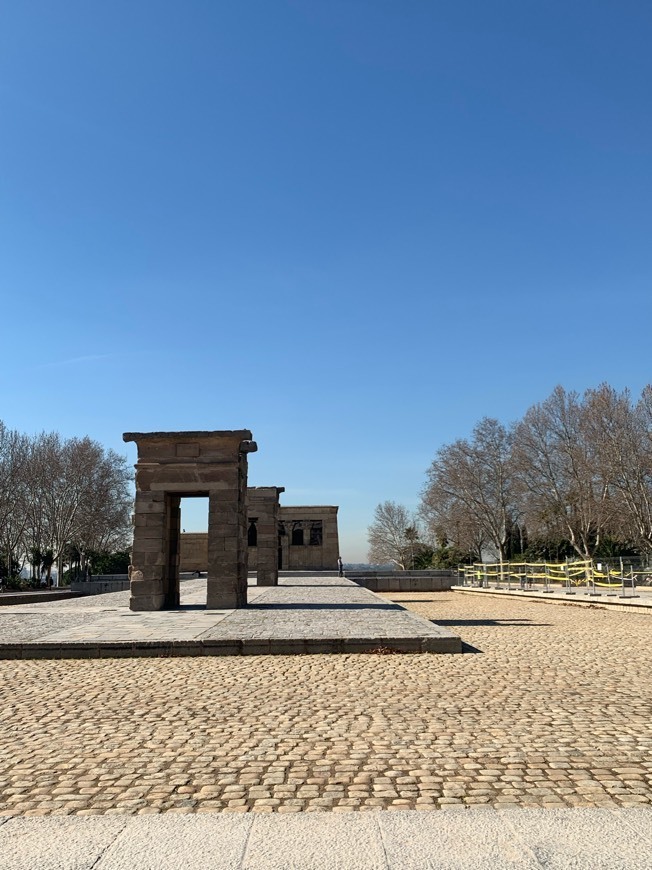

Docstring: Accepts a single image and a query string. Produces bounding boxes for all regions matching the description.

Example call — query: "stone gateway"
[124,430,257,611]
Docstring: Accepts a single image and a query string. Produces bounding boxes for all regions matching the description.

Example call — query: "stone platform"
[0,575,461,659]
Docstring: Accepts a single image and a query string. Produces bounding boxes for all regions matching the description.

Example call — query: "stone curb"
[0,634,462,660]
[452,586,652,613]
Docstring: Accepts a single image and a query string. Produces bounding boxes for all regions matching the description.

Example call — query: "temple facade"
[179,503,340,575]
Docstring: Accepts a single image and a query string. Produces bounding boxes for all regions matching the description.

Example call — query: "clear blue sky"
[1,1,651,561]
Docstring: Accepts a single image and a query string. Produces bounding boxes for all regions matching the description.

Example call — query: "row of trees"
[0,421,133,585]
[368,384,652,568]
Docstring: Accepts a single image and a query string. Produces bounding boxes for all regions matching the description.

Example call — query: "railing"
[456,560,645,599]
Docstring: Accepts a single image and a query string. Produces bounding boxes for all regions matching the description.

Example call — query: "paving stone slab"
[96,814,254,870]
[243,812,386,870]
[504,807,652,869]
[379,809,538,869]
[0,816,128,870]
[616,806,652,842]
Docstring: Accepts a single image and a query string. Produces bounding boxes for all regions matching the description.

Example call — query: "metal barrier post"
[606,564,617,596]
[630,566,640,598]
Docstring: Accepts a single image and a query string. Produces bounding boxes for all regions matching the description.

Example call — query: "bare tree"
[367,501,421,569]
[512,386,612,561]
[72,444,132,570]
[585,384,652,559]
[424,500,486,563]
[420,418,516,565]
[24,432,132,583]
[0,422,30,578]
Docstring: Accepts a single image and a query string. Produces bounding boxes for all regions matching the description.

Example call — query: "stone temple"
[125,429,340,611]
[179,504,340,577]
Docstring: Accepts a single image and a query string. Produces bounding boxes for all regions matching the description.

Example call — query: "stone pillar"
[279,522,289,572]
[248,486,284,586]
[206,460,246,609]
[165,496,181,608]
[129,490,168,611]
[124,430,257,612]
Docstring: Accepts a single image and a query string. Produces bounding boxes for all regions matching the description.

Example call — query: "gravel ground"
[1,591,651,817]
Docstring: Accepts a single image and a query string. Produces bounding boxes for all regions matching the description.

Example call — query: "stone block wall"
[346,570,455,592]
[179,534,208,572]
[278,506,339,571]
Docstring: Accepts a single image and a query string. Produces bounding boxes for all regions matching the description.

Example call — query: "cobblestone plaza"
[1,589,651,818]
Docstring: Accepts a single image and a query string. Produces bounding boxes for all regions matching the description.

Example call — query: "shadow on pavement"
[461,641,483,654]
[250,603,405,611]
[435,618,552,627]
[390,598,438,603]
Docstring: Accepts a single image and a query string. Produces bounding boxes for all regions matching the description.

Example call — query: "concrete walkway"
[452,584,652,613]
[0,575,461,658]
[1,807,651,868]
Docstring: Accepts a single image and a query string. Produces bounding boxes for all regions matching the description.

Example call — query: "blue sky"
[1,1,651,561]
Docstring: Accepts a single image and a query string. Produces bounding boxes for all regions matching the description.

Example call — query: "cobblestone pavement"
[1,592,651,817]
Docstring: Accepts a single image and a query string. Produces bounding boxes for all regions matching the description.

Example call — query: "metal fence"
[457,559,646,599]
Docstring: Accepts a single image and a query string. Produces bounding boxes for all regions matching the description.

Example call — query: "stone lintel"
[123,431,257,466]
[248,486,285,498]
[124,430,253,442]
[280,505,338,515]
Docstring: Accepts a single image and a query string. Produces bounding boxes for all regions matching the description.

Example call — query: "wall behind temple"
[178,533,207,572]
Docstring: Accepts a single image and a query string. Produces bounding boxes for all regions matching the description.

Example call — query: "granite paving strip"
[1,809,652,868]
[1,592,652,818]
